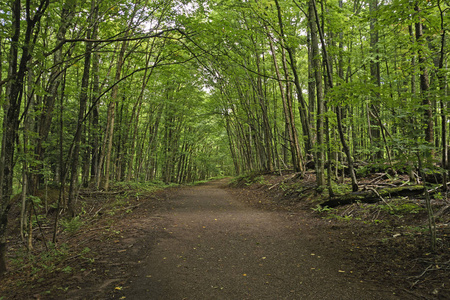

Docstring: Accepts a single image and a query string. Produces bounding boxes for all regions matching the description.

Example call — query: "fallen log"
[78,190,124,196]
[321,185,425,207]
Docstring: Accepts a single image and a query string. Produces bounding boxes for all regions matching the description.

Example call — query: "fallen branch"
[368,173,388,185]
[367,187,393,210]
[268,173,297,190]
[322,185,425,207]
[427,182,450,194]
[78,190,123,196]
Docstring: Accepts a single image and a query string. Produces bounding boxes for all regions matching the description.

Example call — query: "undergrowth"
[111,180,175,193]
[230,173,267,187]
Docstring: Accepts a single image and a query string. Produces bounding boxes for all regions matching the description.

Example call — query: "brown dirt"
[1,176,449,299]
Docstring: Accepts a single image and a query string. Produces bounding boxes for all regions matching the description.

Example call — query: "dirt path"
[100,180,400,300]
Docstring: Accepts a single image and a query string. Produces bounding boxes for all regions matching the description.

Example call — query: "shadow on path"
[116,181,399,299]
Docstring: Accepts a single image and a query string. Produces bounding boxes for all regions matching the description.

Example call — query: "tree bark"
[35,1,76,190]
[308,0,325,187]
[252,37,273,172]
[67,2,96,215]
[415,5,433,148]
[369,0,383,160]
[311,0,358,191]
[102,40,127,190]
[321,185,425,208]
[437,0,448,190]
[273,1,306,173]
[266,27,304,173]
[127,41,161,181]
[90,26,100,183]
[0,0,49,275]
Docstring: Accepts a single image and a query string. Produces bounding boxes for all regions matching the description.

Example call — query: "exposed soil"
[0,175,449,299]
[230,173,450,299]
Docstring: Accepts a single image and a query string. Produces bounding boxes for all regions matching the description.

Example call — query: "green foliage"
[28,195,42,206]
[60,216,82,234]
[231,173,267,187]
[311,204,334,213]
[80,247,95,264]
[252,176,266,185]
[1,0,449,276]
[380,202,424,216]
[311,204,355,222]
[112,181,175,193]
[329,182,352,195]
[325,213,353,222]
[11,243,70,277]
[61,266,73,274]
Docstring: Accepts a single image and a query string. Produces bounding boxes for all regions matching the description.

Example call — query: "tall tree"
[0,0,50,275]
[67,1,97,215]
[308,0,325,187]
[369,0,382,160]
[415,4,433,150]
[311,0,358,191]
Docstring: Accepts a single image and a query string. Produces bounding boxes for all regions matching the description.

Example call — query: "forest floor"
[0,173,449,299]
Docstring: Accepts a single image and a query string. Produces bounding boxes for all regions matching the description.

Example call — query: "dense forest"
[0,0,448,275]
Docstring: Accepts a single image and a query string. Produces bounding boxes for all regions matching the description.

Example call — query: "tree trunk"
[0,0,49,275]
[35,0,75,190]
[90,53,100,182]
[252,40,273,172]
[103,40,128,191]
[415,5,433,148]
[67,8,95,216]
[126,44,161,181]
[369,0,382,160]
[267,29,303,173]
[436,0,448,190]
[311,0,358,191]
[308,0,325,187]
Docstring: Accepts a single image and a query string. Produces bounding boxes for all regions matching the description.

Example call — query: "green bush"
[60,216,82,234]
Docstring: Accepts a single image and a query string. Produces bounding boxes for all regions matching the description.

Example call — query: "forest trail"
[105,180,400,300]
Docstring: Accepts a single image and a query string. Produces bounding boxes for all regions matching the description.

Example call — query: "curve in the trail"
[119,181,398,299]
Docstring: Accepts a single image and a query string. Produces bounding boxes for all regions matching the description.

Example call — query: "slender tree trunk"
[0,39,2,100]
[115,100,125,181]
[21,67,37,248]
[67,9,95,216]
[267,30,303,173]
[273,1,307,172]
[53,69,67,244]
[253,41,273,172]
[369,0,382,160]
[103,40,128,190]
[103,100,116,189]
[272,2,313,156]
[127,44,161,181]
[81,124,90,187]
[20,69,34,246]
[90,44,100,183]
[311,0,358,191]
[437,0,448,189]
[309,0,325,187]
[0,0,49,275]
[35,1,75,191]
[415,5,433,148]
[307,29,316,138]
[137,104,163,179]
[223,102,241,175]
[409,25,417,97]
